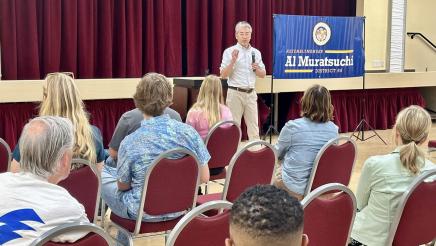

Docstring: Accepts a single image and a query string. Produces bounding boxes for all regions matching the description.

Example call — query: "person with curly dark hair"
[226,185,309,246]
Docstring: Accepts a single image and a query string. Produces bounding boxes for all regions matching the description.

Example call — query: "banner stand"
[350,17,387,145]
[262,15,280,144]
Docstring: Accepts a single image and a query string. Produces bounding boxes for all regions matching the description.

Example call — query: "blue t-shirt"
[275,117,338,195]
[13,125,105,164]
[115,114,210,219]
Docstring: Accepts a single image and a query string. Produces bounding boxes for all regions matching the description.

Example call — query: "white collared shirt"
[220,43,265,89]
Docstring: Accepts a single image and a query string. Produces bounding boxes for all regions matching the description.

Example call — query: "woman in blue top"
[274,84,338,200]
[11,73,105,172]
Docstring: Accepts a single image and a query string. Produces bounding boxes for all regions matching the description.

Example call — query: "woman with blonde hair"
[350,105,436,246]
[11,73,105,172]
[186,74,233,140]
[274,84,338,200]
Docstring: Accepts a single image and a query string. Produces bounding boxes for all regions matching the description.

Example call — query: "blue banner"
[273,15,364,79]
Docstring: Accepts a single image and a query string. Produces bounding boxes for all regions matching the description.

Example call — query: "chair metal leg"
[100,198,106,228]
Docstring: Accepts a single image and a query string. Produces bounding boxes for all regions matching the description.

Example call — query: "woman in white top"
[350,105,436,246]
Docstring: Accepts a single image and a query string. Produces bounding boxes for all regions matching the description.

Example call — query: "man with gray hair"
[220,21,266,140]
[0,116,89,245]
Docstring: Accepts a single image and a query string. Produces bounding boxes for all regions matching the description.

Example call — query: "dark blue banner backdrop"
[273,15,364,79]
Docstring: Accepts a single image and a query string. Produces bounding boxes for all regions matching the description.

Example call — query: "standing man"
[220,21,266,140]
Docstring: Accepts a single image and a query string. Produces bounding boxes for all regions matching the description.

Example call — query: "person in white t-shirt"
[0,116,89,245]
[220,21,266,140]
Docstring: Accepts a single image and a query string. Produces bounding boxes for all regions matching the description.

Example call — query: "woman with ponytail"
[350,105,435,246]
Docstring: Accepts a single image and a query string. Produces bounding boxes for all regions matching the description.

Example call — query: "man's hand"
[252,63,266,78]
[231,49,239,64]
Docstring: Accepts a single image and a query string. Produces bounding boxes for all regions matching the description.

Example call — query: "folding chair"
[204,120,241,193]
[301,183,356,246]
[58,159,101,223]
[428,140,436,153]
[0,137,12,173]
[197,140,276,205]
[30,222,112,246]
[304,136,357,196]
[107,148,201,242]
[386,169,436,246]
[166,200,232,246]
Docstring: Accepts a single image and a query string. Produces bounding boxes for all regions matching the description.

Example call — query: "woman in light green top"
[350,105,435,246]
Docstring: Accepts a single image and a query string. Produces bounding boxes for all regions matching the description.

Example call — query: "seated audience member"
[101,73,210,222]
[186,74,232,140]
[350,105,436,246]
[0,116,89,245]
[105,93,181,168]
[11,72,105,172]
[274,84,338,200]
[226,185,308,246]
[186,74,232,176]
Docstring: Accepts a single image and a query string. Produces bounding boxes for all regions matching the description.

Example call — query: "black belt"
[228,86,254,93]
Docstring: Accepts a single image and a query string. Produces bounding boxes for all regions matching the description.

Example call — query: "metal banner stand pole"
[262,15,280,143]
[350,17,387,145]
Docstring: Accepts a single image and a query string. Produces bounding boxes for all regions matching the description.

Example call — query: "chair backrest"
[135,148,201,234]
[387,169,436,246]
[204,120,241,169]
[30,222,112,246]
[58,159,100,223]
[166,200,232,246]
[301,183,356,246]
[222,140,276,202]
[304,136,357,196]
[0,138,12,173]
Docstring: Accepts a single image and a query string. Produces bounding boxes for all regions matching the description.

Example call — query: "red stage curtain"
[0,0,182,79]
[184,0,356,76]
[0,0,355,79]
[286,88,426,133]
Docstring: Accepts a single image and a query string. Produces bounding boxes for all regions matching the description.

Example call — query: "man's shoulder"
[171,120,197,135]
[122,108,143,120]
[163,107,182,121]
[251,46,261,52]
[223,44,238,53]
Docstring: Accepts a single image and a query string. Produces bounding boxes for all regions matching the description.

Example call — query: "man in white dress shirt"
[220,21,266,140]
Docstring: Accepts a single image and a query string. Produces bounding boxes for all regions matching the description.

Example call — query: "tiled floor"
[107,123,436,246]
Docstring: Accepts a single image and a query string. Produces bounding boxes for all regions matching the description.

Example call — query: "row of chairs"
[31,167,436,246]
[106,140,277,243]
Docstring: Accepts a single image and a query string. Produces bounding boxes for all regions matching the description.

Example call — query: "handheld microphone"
[251,51,256,72]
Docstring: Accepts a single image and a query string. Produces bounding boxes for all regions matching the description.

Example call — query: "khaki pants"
[226,89,260,140]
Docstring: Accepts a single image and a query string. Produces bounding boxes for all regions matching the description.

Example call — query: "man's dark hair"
[230,185,304,240]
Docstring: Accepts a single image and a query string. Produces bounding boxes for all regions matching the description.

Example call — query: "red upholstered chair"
[304,136,357,196]
[0,138,12,173]
[428,140,436,152]
[30,222,112,246]
[204,120,241,193]
[386,169,436,246]
[108,148,201,241]
[58,159,101,223]
[166,200,232,246]
[197,140,276,205]
[301,183,356,246]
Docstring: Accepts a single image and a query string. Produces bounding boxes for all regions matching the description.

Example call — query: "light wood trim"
[1,72,435,103]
